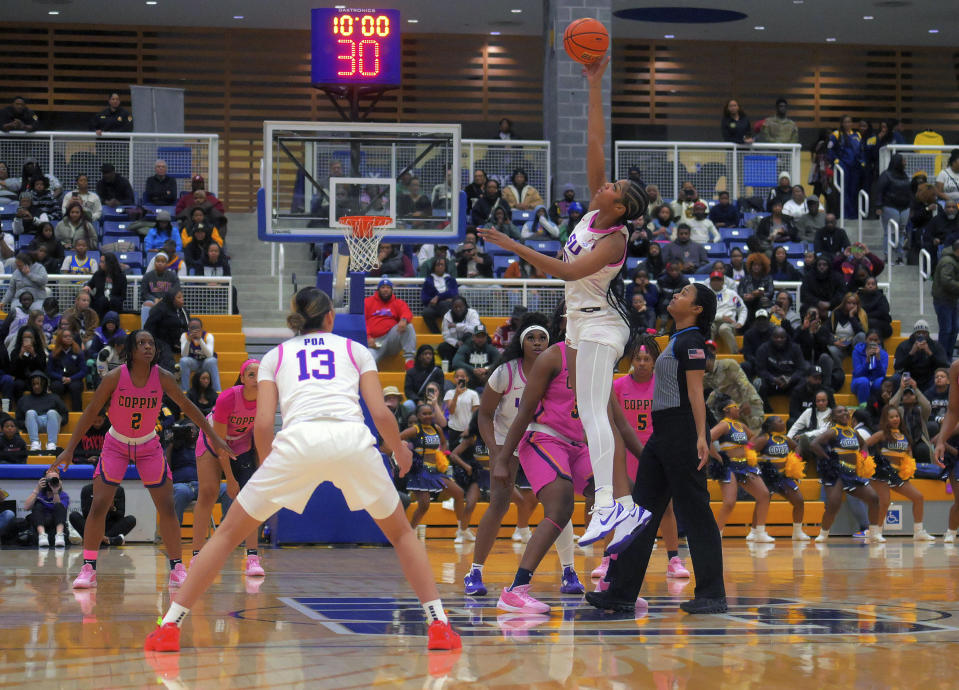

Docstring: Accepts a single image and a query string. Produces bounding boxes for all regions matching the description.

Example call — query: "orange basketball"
[563,18,609,64]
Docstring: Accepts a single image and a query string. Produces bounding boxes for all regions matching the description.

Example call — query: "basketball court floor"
[1,538,956,688]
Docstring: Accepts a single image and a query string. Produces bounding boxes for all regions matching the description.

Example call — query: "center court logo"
[260,596,956,639]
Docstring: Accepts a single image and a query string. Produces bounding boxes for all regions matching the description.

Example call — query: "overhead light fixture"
[407,19,419,24]
[863,15,874,20]
[826,37,837,42]
[48,10,60,15]
[929,29,940,33]
[511,8,522,13]
[490,31,501,36]
[793,1,804,3]
[146,1,158,5]
[754,26,765,30]
[664,34,675,39]
[233,15,244,20]
[334,4,346,8]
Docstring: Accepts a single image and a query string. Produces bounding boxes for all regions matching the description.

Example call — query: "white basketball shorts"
[565,309,629,356]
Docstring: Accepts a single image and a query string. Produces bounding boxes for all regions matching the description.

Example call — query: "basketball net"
[339,216,392,272]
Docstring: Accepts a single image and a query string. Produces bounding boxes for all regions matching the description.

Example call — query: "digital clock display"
[311,8,402,86]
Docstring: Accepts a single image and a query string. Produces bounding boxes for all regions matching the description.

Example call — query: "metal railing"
[857,190,870,243]
[0,274,233,315]
[0,131,219,200]
[461,139,552,207]
[834,163,846,228]
[879,144,956,182]
[886,219,899,279]
[613,141,801,202]
[919,249,933,316]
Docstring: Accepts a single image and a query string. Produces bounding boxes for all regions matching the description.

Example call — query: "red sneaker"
[144,622,181,652]
[426,620,462,650]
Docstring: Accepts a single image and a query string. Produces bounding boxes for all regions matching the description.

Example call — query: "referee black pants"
[606,411,726,601]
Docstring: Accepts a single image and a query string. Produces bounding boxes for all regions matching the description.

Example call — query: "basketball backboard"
[258,121,464,244]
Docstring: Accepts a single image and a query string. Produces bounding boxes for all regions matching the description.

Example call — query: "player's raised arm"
[585,56,611,199]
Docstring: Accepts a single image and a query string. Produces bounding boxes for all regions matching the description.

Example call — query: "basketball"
[563,18,609,64]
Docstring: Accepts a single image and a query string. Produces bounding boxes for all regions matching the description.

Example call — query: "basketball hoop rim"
[338,215,394,239]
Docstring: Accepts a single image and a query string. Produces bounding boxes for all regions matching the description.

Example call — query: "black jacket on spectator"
[926,383,950,427]
[9,346,45,392]
[140,268,180,303]
[655,272,689,316]
[801,266,844,311]
[85,270,127,316]
[893,334,949,391]
[455,251,493,279]
[755,340,806,390]
[470,194,510,227]
[876,156,912,211]
[709,202,739,227]
[145,299,189,353]
[144,175,178,206]
[814,225,851,256]
[48,348,87,383]
[15,376,68,427]
[788,382,836,426]
[924,213,959,251]
[741,320,772,364]
[96,175,135,206]
[404,363,445,403]
[74,419,110,463]
[755,215,799,244]
[0,430,27,463]
[859,287,892,340]
[91,106,133,132]
[641,251,665,279]
[796,322,835,364]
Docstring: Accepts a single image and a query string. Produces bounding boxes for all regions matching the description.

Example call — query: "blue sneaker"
[464,568,487,596]
[560,566,585,594]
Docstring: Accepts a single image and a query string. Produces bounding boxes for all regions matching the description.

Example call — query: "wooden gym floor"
[0,537,957,688]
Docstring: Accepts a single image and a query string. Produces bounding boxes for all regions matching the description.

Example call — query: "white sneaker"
[752,530,776,543]
[38,533,49,548]
[54,533,65,548]
[745,528,757,542]
[814,532,829,543]
[454,529,465,545]
[46,442,57,451]
[463,529,476,542]
[579,503,625,547]
[914,529,936,542]
[793,529,811,542]
[29,441,41,452]
[519,527,532,543]
[604,504,653,555]
[869,532,886,543]
[511,528,523,542]
[67,522,82,545]
[945,530,957,544]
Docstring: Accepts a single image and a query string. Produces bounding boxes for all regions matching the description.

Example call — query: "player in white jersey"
[464,311,584,597]
[479,55,651,550]
[146,288,460,653]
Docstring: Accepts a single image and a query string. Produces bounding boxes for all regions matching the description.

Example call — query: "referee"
[587,282,727,614]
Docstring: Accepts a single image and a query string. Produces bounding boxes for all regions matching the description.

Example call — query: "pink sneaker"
[245,554,265,577]
[591,556,610,580]
[168,562,188,587]
[496,585,551,614]
[666,556,691,579]
[72,563,97,589]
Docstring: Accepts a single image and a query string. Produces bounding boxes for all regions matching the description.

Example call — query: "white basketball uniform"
[562,209,630,355]
[236,332,398,522]
[486,359,528,453]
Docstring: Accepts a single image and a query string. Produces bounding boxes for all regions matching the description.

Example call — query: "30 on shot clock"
[311,8,401,86]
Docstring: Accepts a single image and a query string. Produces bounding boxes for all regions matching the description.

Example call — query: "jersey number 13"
[296,349,336,381]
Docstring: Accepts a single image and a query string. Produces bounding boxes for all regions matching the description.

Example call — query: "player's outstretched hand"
[210,432,236,461]
[393,445,413,477]
[491,453,512,486]
[582,55,610,85]
[935,439,947,468]
[52,449,73,474]
[477,227,512,249]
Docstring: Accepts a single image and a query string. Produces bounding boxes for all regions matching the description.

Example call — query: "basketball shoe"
[426,620,462,651]
[144,622,181,652]
[560,566,585,594]
[72,563,97,589]
[497,585,551,614]
[463,568,487,596]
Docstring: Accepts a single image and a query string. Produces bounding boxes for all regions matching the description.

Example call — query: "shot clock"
[311,8,401,86]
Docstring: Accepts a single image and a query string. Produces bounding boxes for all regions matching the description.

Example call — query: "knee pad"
[367,490,400,520]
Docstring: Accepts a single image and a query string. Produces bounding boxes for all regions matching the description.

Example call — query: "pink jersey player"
[196,384,257,458]
[101,363,166,485]
[614,374,654,479]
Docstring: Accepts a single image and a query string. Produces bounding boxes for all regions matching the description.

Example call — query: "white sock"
[423,599,448,624]
[755,526,766,535]
[915,522,924,533]
[792,523,803,533]
[554,521,575,567]
[947,529,957,537]
[470,562,484,574]
[594,486,614,509]
[162,602,190,628]
[868,525,881,537]
[818,529,829,538]
[616,495,635,511]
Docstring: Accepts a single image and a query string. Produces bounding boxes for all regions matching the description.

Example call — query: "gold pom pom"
[745,448,759,466]
[857,451,876,478]
[784,452,806,480]
[898,455,916,481]
[435,452,449,473]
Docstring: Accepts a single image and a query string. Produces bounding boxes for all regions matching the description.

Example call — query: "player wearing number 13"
[145,288,460,653]
[53,330,232,590]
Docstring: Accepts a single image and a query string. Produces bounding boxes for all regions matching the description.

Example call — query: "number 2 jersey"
[108,364,163,438]
[258,332,376,429]
[614,374,654,467]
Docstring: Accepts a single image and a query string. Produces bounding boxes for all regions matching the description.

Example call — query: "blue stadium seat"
[0,219,11,232]
[0,203,16,216]
[704,243,728,258]
[100,234,142,252]
[792,258,805,270]
[776,242,805,258]
[141,204,175,219]
[512,210,534,224]
[117,251,144,270]
[720,227,748,242]
[101,207,131,222]
[16,234,35,250]
[485,244,513,256]
[102,220,132,237]
[493,254,516,278]
[626,256,642,274]
[728,241,749,255]
[526,240,560,255]
[742,212,769,224]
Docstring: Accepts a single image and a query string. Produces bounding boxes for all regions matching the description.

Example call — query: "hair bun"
[286,313,305,333]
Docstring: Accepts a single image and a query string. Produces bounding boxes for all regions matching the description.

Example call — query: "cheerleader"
[395,403,463,528]
[479,55,651,546]
[146,287,460,652]
[865,405,935,541]
[449,411,489,544]
[811,406,882,542]
[709,396,773,542]
[752,416,809,541]
[593,336,689,582]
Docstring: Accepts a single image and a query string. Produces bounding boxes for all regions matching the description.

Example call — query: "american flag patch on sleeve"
[688,349,705,359]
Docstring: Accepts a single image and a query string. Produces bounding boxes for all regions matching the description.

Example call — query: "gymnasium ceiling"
[13,0,959,46]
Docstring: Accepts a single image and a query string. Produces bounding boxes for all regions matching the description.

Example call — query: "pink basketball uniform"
[614,374,655,479]
[196,385,257,458]
[519,343,592,495]
[96,364,169,487]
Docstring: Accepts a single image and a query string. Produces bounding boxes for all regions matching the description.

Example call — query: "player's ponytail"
[619,180,648,225]
[692,283,718,337]
[606,266,643,357]
[288,287,333,334]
